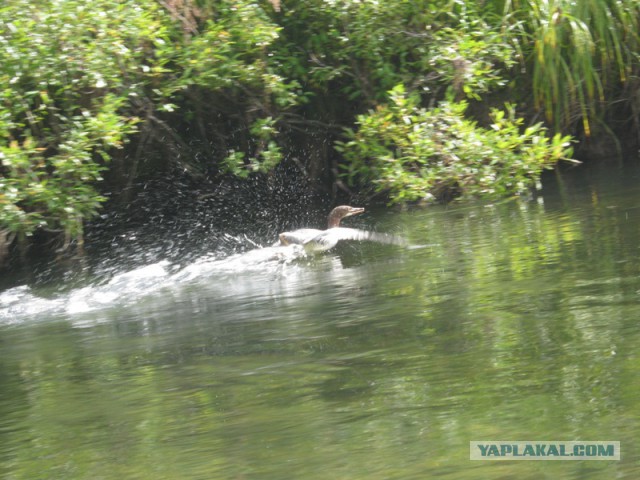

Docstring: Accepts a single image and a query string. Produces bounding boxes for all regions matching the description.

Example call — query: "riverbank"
[1,0,639,269]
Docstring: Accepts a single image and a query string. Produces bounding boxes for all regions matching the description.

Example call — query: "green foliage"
[337,85,573,203]
[0,0,291,245]
[497,0,640,134]
[170,1,299,107]
[427,7,517,100]
[0,95,135,241]
[2,0,637,255]
[0,0,170,242]
[274,0,640,136]
[221,141,282,179]
[221,117,283,178]
[273,0,516,104]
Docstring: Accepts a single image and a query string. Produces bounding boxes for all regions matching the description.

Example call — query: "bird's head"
[328,205,365,228]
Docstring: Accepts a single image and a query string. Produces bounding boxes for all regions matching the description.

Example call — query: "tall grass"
[496,0,640,136]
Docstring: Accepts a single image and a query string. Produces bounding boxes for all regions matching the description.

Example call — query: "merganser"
[277,206,406,253]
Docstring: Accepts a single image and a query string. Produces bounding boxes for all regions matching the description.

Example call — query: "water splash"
[0,245,308,326]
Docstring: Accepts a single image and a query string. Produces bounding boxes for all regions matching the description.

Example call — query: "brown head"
[327,205,365,228]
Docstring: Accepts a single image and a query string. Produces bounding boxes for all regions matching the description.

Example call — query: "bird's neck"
[327,215,342,228]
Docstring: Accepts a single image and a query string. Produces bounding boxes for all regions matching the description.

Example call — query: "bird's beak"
[347,207,365,217]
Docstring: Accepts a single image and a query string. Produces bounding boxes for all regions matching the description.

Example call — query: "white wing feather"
[274,228,323,246]
[303,227,407,252]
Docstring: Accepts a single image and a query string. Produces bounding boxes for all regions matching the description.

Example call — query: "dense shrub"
[337,85,574,203]
[0,0,163,245]
[2,0,638,259]
[0,0,289,249]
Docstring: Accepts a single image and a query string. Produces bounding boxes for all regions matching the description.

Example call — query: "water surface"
[1,164,639,479]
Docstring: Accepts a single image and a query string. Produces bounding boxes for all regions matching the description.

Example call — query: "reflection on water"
[1,165,640,479]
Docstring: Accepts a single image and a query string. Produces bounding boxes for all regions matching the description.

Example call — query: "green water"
[1,165,639,479]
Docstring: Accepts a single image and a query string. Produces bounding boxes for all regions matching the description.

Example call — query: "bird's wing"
[305,228,407,252]
[277,228,323,246]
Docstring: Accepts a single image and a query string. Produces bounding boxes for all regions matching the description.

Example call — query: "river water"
[1,164,639,479]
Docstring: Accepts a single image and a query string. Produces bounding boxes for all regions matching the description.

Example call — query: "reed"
[495,0,640,135]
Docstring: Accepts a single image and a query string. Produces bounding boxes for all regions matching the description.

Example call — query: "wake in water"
[0,244,307,325]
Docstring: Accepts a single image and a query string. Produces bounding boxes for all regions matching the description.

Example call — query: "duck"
[277,205,406,253]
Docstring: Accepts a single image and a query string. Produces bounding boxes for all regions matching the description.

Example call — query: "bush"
[0,0,172,246]
[271,0,515,105]
[337,85,574,203]
[0,0,291,249]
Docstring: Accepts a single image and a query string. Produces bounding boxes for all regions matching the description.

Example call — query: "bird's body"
[276,206,406,253]
[280,227,406,253]
[277,228,324,244]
